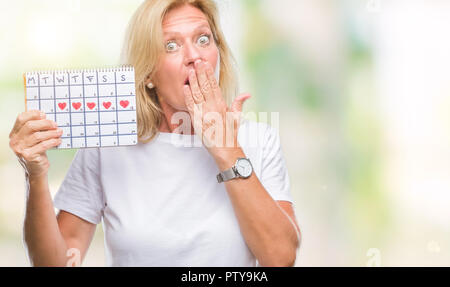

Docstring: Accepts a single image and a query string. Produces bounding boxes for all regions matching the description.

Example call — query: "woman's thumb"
[231,93,251,113]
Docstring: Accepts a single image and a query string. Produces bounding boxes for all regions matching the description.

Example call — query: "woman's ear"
[145,74,155,89]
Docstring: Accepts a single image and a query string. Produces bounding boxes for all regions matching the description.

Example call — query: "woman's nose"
[183,42,203,67]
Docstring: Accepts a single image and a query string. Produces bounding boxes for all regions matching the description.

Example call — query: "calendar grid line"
[82,71,87,148]
[96,71,101,148]
[67,72,73,148]
[42,122,137,126]
[26,96,136,102]
[27,82,136,88]
[62,133,137,138]
[52,73,56,118]
[23,108,135,113]
[37,74,41,110]
[114,71,120,146]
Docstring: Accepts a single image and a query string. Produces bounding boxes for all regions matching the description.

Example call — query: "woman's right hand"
[9,110,63,180]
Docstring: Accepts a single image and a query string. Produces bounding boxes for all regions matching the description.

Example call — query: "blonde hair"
[121,0,238,143]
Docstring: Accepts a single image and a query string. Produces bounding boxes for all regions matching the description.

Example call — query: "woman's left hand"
[183,59,251,156]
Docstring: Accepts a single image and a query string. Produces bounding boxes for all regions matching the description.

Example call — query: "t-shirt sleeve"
[53,148,104,225]
[259,124,294,205]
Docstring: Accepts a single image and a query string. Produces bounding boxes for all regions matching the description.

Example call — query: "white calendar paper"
[24,67,138,149]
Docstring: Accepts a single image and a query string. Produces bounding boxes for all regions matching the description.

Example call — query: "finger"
[184,84,203,133]
[183,84,195,114]
[188,69,205,104]
[24,137,62,159]
[18,119,58,137]
[231,93,252,113]
[10,110,45,137]
[24,128,63,148]
[195,60,213,102]
[205,61,224,105]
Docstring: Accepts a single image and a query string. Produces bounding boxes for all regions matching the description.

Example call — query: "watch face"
[235,158,252,178]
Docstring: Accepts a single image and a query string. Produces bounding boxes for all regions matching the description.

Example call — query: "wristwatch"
[217,158,253,183]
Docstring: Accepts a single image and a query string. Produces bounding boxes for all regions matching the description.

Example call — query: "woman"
[9,0,300,267]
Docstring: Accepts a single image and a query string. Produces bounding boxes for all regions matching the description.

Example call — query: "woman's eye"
[166,41,179,52]
[197,35,210,45]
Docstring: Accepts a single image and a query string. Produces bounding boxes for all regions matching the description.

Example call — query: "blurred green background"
[1,0,449,266]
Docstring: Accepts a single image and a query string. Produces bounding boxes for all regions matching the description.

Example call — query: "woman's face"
[152,4,219,111]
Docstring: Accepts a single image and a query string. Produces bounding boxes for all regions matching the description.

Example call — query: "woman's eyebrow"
[163,24,211,38]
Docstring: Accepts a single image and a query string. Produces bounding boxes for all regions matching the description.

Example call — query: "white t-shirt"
[53,120,293,267]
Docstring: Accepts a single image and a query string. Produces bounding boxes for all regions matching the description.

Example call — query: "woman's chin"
[167,102,189,113]
[174,101,189,112]
[159,96,189,113]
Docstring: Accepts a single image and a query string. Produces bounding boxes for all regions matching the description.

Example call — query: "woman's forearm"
[23,174,68,266]
[213,148,299,267]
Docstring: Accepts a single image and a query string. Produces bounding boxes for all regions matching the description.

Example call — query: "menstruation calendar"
[23,67,138,149]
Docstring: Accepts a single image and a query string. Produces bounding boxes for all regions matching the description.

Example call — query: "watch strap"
[217,167,238,183]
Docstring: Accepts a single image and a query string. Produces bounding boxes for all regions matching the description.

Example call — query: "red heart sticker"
[120,100,129,108]
[58,102,66,110]
[72,102,81,110]
[87,102,96,110]
[103,102,112,109]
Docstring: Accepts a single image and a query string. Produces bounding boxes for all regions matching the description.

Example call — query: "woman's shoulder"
[239,119,274,132]
[238,119,276,149]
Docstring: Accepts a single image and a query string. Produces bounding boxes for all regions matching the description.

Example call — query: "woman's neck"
[158,98,195,135]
